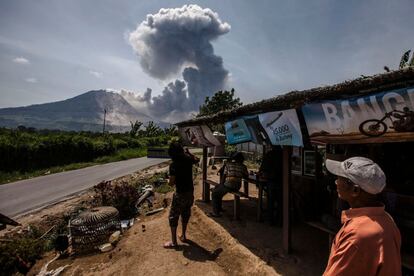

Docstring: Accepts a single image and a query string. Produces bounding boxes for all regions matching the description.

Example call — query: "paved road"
[0,157,169,218]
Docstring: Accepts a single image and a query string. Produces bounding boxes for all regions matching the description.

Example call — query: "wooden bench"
[305,221,337,251]
[205,179,250,220]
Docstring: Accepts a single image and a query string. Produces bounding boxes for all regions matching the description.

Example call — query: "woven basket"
[69,206,121,254]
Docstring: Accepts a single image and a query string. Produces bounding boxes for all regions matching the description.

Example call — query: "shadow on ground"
[175,239,223,262]
[195,195,329,276]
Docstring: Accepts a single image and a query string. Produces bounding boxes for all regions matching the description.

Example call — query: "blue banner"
[225,118,252,144]
[225,109,303,146]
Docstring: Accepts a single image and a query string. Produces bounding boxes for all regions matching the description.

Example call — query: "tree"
[163,125,178,136]
[197,89,243,133]
[144,121,162,137]
[384,50,414,72]
[197,88,243,117]
[399,50,411,69]
[130,120,143,137]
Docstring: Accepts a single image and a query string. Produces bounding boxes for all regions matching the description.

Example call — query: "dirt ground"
[5,162,329,276]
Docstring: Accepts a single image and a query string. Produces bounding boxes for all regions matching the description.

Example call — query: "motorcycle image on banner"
[302,86,414,144]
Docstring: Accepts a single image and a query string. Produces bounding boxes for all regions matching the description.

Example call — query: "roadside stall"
[176,68,414,270]
[300,85,414,270]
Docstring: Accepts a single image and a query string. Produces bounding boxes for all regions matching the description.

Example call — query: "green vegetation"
[94,180,140,219]
[0,123,178,184]
[399,49,414,69]
[143,172,174,194]
[0,226,47,275]
[198,88,242,117]
[197,89,243,132]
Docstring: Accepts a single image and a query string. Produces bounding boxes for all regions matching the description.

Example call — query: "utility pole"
[103,108,107,134]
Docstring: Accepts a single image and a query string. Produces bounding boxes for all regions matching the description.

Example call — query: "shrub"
[0,128,145,172]
[94,181,140,219]
[0,227,46,275]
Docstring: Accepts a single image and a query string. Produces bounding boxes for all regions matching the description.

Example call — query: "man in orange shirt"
[324,157,401,276]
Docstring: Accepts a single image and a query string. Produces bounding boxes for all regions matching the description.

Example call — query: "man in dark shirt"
[259,145,283,225]
[164,142,199,248]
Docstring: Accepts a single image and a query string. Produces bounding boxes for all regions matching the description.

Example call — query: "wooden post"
[282,146,292,254]
[202,146,209,202]
[257,182,263,222]
[234,195,240,220]
[243,179,249,196]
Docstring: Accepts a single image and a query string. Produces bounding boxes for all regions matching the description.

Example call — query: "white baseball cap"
[326,157,386,194]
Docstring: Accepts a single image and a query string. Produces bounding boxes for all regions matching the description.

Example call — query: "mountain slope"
[0,90,155,132]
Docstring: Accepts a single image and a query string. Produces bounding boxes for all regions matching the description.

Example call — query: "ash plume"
[128,4,231,122]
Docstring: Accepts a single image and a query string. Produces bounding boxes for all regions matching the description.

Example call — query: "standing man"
[324,157,401,276]
[164,142,199,248]
[258,145,283,225]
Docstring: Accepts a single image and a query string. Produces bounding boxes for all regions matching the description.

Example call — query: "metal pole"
[103,108,107,134]
[282,146,292,254]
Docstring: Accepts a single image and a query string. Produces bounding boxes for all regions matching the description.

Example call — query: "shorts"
[168,192,194,227]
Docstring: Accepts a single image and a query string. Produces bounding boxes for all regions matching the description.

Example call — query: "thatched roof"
[176,68,414,127]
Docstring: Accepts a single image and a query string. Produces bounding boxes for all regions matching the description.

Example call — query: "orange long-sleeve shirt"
[324,206,401,276]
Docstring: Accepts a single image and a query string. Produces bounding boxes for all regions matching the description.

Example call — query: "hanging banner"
[178,125,221,147]
[225,118,252,144]
[224,109,303,146]
[302,86,414,144]
[258,109,304,146]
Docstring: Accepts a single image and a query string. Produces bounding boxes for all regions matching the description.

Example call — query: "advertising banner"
[178,125,221,147]
[224,118,252,144]
[224,109,303,146]
[302,86,414,144]
[258,109,303,146]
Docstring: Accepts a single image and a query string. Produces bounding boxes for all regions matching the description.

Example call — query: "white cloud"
[13,57,30,65]
[25,77,37,83]
[89,70,103,78]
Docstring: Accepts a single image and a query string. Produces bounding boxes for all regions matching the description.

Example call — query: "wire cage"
[69,206,121,254]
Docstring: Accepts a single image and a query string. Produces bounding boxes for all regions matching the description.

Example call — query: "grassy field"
[0,147,147,185]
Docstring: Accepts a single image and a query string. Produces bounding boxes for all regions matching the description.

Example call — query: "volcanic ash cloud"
[128,4,231,122]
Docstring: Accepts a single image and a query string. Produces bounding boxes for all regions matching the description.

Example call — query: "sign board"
[224,118,252,144]
[302,86,414,144]
[224,109,303,146]
[178,125,221,147]
[258,109,303,146]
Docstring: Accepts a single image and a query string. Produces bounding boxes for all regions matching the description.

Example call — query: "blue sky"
[1,0,413,121]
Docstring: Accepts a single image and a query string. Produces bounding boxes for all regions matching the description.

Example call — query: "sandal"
[179,235,188,243]
[163,241,177,249]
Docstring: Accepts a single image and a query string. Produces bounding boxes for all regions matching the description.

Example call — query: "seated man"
[210,152,248,217]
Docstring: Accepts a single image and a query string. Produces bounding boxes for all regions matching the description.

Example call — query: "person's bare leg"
[164,226,177,248]
[180,222,188,242]
[171,226,177,244]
